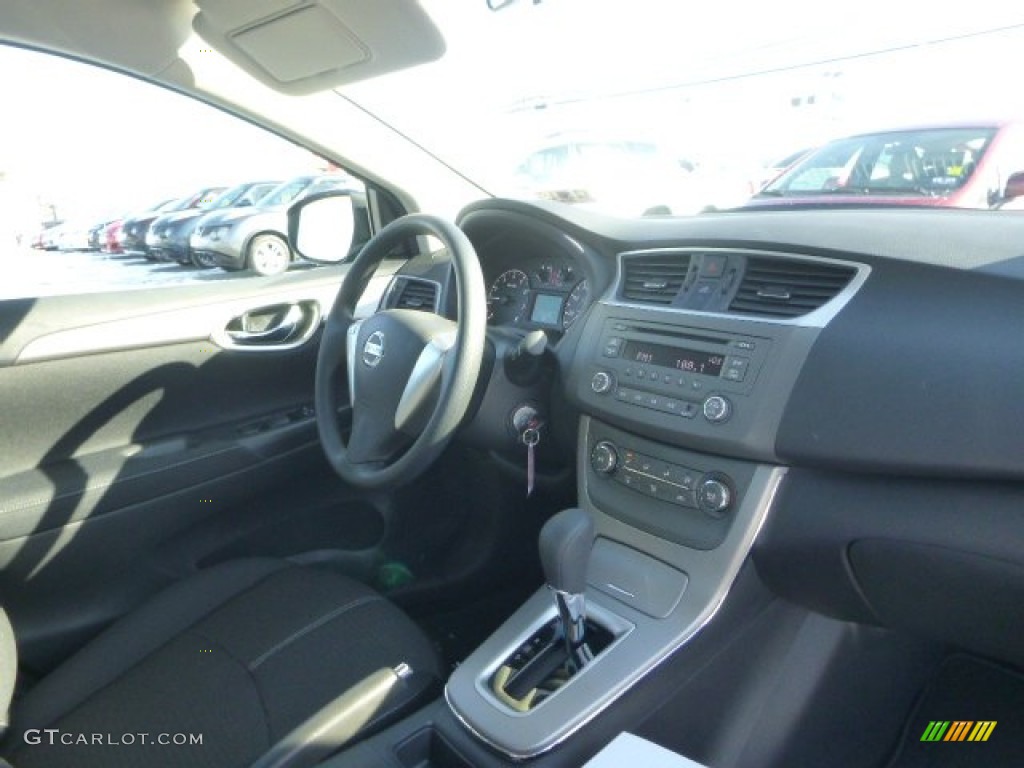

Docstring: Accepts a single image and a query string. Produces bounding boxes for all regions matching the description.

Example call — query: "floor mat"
[413,585,537,672]
[887,655,1024,767]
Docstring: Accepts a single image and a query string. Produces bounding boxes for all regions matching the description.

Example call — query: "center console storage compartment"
[395,728,474,768]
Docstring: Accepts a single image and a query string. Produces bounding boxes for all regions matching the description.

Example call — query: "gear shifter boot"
[539,508,594,595]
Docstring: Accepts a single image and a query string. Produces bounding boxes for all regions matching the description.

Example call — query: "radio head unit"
[594,319,768,418]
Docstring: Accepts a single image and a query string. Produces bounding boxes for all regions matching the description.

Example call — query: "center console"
[444,248,867,760]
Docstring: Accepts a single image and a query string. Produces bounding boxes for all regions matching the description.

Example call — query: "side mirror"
[1004,171,1024,202]
[287,190,367,264]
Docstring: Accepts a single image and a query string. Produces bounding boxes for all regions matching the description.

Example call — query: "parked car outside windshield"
[189,173,357,276]
[121,189,224,260]
[745,123,1024,209]
[146,180,280,265]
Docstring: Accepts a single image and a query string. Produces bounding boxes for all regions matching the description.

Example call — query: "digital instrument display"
[530,293,564,325]
[622,340,725,376]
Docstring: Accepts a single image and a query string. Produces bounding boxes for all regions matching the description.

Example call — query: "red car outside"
[101,219,124,254]
[743,122,1024,210]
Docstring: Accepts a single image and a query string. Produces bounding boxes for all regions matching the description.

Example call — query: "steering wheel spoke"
[345,319,363,403]
[395,328,456,433]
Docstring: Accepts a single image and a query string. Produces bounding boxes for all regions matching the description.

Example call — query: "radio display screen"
[622,340,725,376]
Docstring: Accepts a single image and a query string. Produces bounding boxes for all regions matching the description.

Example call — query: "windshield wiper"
[754,189,785,198]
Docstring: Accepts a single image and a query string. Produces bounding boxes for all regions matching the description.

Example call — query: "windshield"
[237,183,279,207]
[207,183,251,210]
[154,198,182,212]
[256,177,315,207]
[337,0,1024,216]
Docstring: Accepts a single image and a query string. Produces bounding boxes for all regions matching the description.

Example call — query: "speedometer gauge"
[561,280,589,328]
[487,269,531,324]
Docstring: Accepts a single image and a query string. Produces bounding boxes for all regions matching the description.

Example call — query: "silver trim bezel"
[211,301,322,353]
[609,247,871,328]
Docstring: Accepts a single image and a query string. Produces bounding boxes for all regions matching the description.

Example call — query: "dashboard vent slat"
[621,253,691,304]
[390,278,438,311]
[730,257,856,318]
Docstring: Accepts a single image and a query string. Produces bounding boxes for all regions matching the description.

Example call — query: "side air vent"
[730,257,856,318]
[390,278,438,311]
[621,252,691,304]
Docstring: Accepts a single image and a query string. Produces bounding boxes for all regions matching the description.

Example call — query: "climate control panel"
[590,441,734,518]
[584,420,756,550]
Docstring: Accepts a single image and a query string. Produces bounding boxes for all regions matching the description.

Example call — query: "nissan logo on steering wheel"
[362,331,385,368]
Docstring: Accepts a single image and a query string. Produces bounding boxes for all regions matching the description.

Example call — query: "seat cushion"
[6,559,440,768]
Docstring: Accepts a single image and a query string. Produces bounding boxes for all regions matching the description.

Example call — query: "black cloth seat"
[4,559,440,768]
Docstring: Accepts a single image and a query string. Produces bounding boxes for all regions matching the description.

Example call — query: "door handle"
[227,304,304,344]
[216,301,321,351]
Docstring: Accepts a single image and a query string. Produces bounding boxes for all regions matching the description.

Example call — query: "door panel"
[0,269,394,671]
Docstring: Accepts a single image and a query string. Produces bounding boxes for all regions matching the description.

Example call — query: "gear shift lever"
[539,508,594,657]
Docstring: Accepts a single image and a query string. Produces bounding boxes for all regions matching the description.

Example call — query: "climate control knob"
[590,441,619,474]
[698,477,732,517]
[702,395,732,423]
[591,371,614,394]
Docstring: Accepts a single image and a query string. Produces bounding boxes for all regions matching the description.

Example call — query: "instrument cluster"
[486,259,590,331]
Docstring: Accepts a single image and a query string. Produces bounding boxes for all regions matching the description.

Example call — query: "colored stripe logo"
[920,721,996,742]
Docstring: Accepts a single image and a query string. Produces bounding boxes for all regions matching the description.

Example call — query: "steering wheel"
[315,214,487,489]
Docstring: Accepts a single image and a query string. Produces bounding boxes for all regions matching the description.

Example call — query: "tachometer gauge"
[561,279,589,328]
[487,269,531,324]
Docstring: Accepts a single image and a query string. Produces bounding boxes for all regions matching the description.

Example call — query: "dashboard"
[446,198,1024,679]
[381,198,1024,760]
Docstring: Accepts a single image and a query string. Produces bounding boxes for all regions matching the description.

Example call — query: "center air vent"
[621,252,691,304]
[389,278,438,311]
[729,257,856,318]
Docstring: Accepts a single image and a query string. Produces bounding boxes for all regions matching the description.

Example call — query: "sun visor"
[192,0,445,94]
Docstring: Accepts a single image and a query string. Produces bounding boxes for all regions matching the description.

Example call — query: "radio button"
[591,371,614,394]
[615,387,632,402]
[731,339,756,351]
[680,403,698,419]
[724,356,750,382]
[703,395,732,423]
[603,337,624,357]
